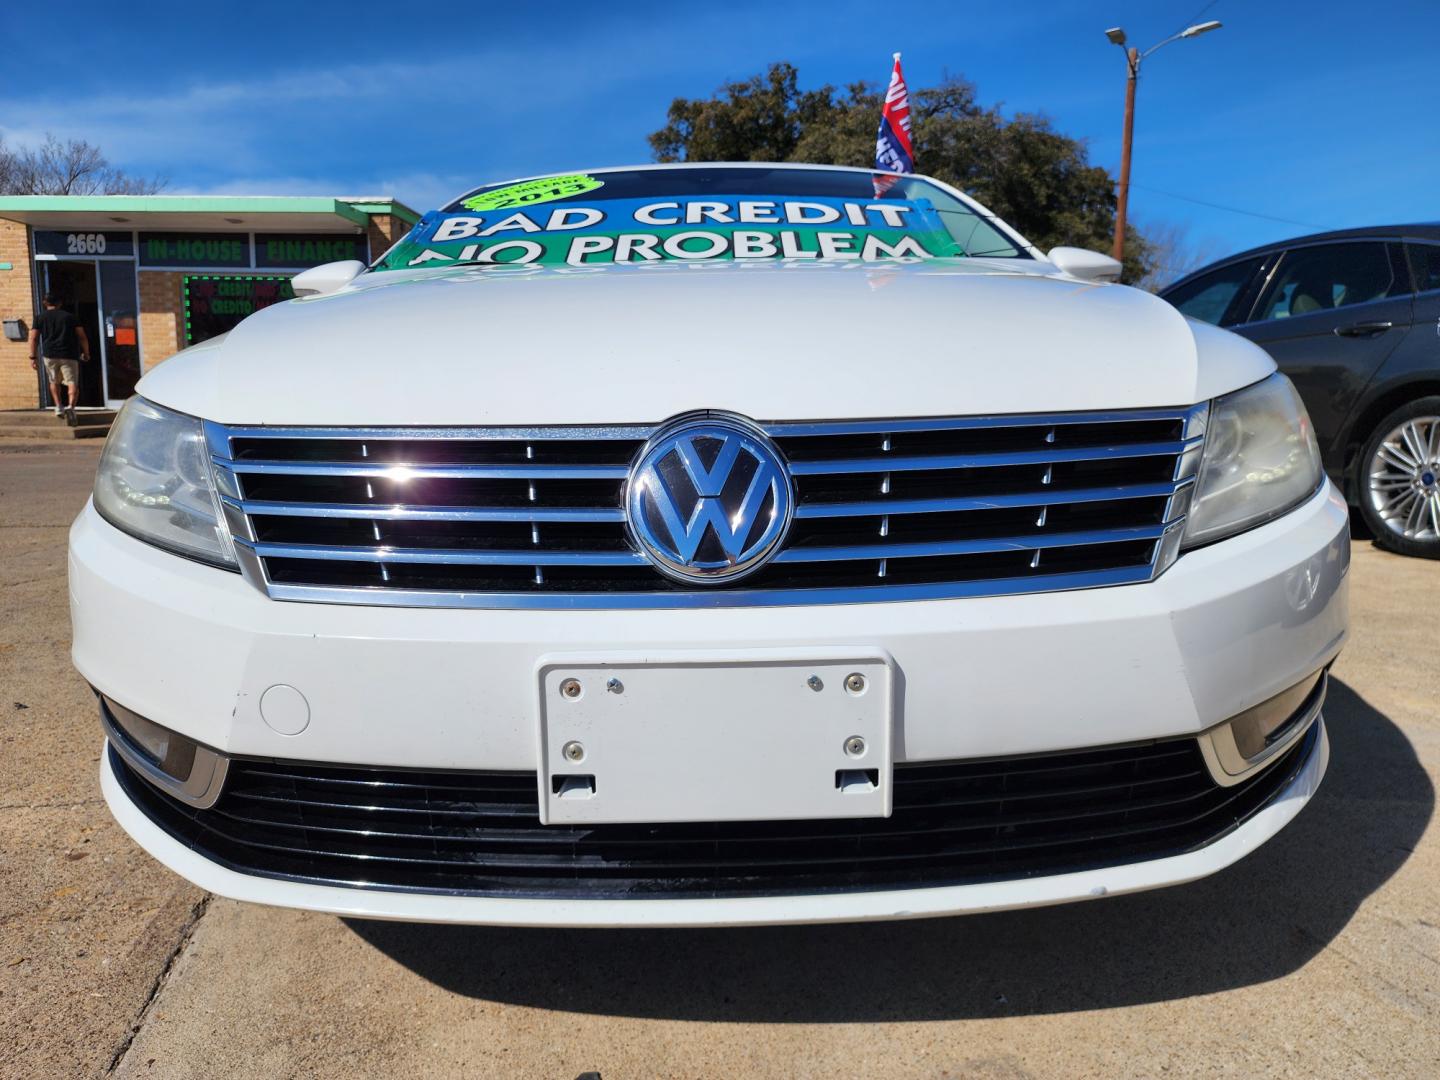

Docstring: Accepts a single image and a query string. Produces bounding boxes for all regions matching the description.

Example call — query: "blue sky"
[5,0,1436,283]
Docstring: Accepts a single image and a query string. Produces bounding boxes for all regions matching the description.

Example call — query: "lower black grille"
[113,728,1314,900]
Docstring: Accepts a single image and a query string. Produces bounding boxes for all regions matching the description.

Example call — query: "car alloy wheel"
[1362,402,1440,557]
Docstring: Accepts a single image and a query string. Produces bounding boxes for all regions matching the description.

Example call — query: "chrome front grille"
[206,406,1208,608]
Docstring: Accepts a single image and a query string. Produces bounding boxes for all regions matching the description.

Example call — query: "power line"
[1128,182,1327,230]
[1147,261,1211,274]
[1144,263,1218,284]
[1171,0,1221,39]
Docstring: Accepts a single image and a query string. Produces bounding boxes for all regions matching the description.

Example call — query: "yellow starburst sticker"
[461,174,605,212]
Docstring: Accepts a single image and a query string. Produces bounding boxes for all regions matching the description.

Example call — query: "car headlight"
[93,398,238,568]
[1182,373,1324,548]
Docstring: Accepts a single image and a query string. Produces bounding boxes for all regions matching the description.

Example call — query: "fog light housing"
[100,695,229,808]
[1197,670,1326,786]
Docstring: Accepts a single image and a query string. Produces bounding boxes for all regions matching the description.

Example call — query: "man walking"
[28,293,91,426]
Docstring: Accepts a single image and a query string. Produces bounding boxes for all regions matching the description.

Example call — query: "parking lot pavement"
[3,439,1437,1079]
[0,441,205,1080]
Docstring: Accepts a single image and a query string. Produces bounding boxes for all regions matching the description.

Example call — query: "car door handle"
[1335,320,1394,337]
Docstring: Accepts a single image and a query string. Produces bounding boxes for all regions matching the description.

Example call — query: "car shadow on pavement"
[345,677,1431,1021]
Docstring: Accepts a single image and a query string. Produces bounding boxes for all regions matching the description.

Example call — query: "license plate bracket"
[536,650,893,825]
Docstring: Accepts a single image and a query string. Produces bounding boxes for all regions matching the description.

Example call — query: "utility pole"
[1105,21,1222,266]
[1113,47,1139,264]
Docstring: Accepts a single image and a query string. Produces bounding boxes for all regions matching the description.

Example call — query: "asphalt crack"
[104,894,212,1076]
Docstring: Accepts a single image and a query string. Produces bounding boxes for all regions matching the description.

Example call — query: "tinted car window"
[1163,257,1263,326]
[1405,242,1440,293]
[1255,242,1401,322]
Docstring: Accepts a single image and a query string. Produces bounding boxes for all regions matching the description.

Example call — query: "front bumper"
[100,722,1329,926]
[76,482,1349,924]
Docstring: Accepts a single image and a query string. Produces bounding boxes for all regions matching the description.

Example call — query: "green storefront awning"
[0,195,420,233]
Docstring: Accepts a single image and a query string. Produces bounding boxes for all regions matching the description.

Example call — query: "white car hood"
[138,258,1273,425]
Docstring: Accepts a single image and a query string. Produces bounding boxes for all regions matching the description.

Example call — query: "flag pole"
[873,51,915,195]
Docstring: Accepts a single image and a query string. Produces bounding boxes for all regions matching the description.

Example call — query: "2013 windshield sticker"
[380,195,963,270]
[460,174,605,212]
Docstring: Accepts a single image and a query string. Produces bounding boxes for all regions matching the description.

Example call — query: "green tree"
[649,63,1152,283]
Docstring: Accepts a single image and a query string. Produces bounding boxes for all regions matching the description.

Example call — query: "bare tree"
[1131,218,1227,293]
[0,133,164,195]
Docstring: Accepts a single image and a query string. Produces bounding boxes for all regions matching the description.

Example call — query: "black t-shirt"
[35,308,80,359]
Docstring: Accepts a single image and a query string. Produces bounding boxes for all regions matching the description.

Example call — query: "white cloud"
[0,18,706,177]
[169,171,470,213]
[0,57,490,172]
[0,3,955,203]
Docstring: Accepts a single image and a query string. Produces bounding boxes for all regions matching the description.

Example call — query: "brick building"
[0,196,418,410]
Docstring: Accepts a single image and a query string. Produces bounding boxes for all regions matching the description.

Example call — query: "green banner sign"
[255,233,368,269]
[141,233,249,269]
[378,194,963,271]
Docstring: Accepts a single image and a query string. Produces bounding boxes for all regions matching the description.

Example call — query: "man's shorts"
[43,357,79,387]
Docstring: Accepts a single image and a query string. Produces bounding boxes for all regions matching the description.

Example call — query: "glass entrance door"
[97,261,142,401]
[40,258,140,407]
[40,261,104,407]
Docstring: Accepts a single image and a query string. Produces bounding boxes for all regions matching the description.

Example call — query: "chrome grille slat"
[227,498,626,523]
[210,423,657,443]
[774,524,1171,564]
[257,566,1162,609]
[762,406,1203,437]
[218,458,630,480]
[794,479,1189,518]
[241,540,646,567]
[786,439,1196,475]
[205,404,1207,608]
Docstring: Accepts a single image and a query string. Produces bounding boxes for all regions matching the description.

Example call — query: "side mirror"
[1047,247,1123,284]
[290,260,366,297]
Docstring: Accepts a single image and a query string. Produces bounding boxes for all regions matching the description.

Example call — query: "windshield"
[373,166,1030,272]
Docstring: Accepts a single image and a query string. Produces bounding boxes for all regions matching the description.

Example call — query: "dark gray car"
[1161,224,1440,558]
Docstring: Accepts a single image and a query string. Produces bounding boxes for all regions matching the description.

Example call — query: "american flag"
[873,52,914,196]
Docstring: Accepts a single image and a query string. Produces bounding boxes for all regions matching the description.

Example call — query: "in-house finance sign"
[377,192,964,270]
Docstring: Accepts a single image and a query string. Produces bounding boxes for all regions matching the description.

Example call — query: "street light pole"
[1105,20,1222,266]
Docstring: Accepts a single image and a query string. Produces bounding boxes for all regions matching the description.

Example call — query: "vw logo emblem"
[626,415,793,584]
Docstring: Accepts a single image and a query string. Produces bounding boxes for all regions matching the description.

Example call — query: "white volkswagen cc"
[74,164,1349,926]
